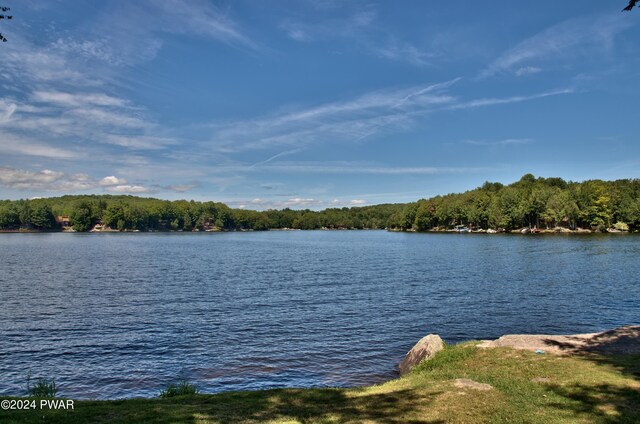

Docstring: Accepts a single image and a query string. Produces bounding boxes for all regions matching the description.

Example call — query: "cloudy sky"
[0,1,639,209]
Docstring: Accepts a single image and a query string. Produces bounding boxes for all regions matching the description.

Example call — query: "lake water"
[1,231,639,399]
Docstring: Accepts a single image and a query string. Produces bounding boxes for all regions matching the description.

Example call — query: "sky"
[0,1,639,210]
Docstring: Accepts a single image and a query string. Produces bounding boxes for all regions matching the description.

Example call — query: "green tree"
[16,199,32,228]
[0,201,19,229]
[30,204,56,229]
[70,201,95,232]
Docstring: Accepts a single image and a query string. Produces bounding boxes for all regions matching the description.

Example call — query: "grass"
[1,343,639,423]
[26,375,57,398]
[159,380,199,398]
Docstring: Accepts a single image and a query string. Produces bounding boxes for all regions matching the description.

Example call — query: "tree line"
[0,194,403,232]
[389,174,640,232]
[1,175,639,232]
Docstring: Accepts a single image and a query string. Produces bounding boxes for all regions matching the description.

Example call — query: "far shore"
[1,227,637,234]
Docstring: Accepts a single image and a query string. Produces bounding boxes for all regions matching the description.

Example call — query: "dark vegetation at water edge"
[1,174,639,232]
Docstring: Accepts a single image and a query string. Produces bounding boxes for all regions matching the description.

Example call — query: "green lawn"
[2,343,639,423]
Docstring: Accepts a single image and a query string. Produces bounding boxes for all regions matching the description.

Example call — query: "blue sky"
[1,1,639,209]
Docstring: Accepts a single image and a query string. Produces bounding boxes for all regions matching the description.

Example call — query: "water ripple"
[0,231,639,399]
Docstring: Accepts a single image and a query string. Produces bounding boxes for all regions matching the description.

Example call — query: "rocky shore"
[400,326,640,375]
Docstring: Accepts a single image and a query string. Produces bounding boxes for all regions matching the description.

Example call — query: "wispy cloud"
[250,149,302,168]
[367,37,435,66]
[1,89,176,157]
[0,132,80,159]
[281,9,375,42]
[0,36,97,86]
[464,138,533,146]
[281,7,431,66]
[153,0,254,47]
[206,161,490,175]
[514,66,542,76]
[481,14,635,77]
[258,163,489,175]
[164,184,196,193]
[210,79,460,152]
[447,88,573,110]
[227,196,369,211]
[39,0,256,72]
[208,81,571,153]
[0,101,17,122]
[32,91,129,108]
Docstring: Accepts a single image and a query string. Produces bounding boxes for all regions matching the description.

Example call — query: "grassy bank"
[2,343,639,423]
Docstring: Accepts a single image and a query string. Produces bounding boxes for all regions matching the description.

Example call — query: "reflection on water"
[0,231,639,399]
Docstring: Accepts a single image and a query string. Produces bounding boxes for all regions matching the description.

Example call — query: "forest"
[1,174,639,233]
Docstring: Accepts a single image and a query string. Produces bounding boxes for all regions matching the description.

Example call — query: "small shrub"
[614,221,629,231]
[159,380,198,398]
[26,375,57,398]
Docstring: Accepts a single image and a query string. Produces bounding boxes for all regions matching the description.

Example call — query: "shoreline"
[2,326,639,423]
[1,227,638,234]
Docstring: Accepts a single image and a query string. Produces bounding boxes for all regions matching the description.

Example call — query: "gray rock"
[399,334,444,375]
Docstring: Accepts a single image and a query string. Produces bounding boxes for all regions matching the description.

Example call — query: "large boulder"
[399,334,445,376]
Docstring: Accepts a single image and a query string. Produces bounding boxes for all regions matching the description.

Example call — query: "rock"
[399,334,444,375]
[453,379,493,391]
[476,326,640,356]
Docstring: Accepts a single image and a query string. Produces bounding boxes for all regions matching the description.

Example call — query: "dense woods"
[390,174,640,232]
[1,175,639,232]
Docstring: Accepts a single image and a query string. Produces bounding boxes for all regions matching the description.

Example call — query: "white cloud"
[281,8,431,66]
[105,185,153,194]
[0,167,94,191]
[369,38,435,66]
[281,10,375,43]
[97,134,175,150]
[1,88,173,157]
[202,161,490,175]
[1,101,17,122]
[210,79,459,151]
[514,66,542,76]
[0,37,96,86]
[224,196,369,211]
[207,81,572,155]
[99,176,127,186]
[0,166,152,193]
[32,91,129,108]
[166,184,196,192]
[447,88,573,110]
[226,197,325,210]
[464,138,533,146]
[481,14,634,77]
[68,108,150,130]
[251,163,488,175]
[153,0,254,48]
[44,0,255,73]
[0,132,80,159]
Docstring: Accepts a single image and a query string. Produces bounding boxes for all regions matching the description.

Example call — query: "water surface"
[0,231,638,399]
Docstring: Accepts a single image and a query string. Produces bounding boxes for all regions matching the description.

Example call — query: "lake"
[1,231,639,399]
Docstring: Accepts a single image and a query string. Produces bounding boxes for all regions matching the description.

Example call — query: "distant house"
[55,216,70,228]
